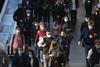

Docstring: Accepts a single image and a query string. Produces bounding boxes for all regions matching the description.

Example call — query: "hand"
[78,41,82,47]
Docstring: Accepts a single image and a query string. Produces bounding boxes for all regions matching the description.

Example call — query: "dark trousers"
[70,10,77,27]
[63,45,70,62]
[23,30,32,46]
[85,3,92,17]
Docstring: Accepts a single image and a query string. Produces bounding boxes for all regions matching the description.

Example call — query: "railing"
[0,0,8,31]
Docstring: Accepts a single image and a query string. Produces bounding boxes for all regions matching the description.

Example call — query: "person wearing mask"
[62,16,73,32]
[92,4,100,35]
[51,0,66,21]
[34,23,47,59]
[59,31,73,62]
[87,38,100,67]
[80,16,92,33]
[23,3,33,47]
[13,4,24,29]
[68,0,79,27]
[83,0,95,17]
[78,20,97,67]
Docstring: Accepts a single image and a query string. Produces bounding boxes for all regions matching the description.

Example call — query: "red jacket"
[34,29,46,44]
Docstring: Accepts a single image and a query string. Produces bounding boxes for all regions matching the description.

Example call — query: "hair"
[48,40,58,53]
[16,27,21,30]
[88,20,95,26]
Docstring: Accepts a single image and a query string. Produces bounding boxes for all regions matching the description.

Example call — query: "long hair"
[48,40,58,53]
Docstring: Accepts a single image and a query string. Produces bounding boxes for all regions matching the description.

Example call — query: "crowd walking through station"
[0,0,100,67]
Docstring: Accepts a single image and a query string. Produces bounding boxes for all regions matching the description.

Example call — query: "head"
[26,9,31,17]
[88,20,94,30]
[46,32,52,38]
[26,1,30,6]
[50,40,58,49]
[40,24,45,30]
[64,16,68,22]
[95,9,100,15]
[95,4,100,15]
[34,21,39,29]
[15,27,21,34]
[85,17,89,22]
[60,31,66,37]
[18,4,23,9]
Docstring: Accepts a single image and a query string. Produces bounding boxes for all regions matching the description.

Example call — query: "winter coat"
[79,27,97,46]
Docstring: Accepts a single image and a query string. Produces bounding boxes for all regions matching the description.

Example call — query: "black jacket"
[13,8,24,22]
[92,14,100,34]
[79,27,97,46]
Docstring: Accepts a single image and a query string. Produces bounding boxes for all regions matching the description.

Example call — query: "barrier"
[0,0,8,31]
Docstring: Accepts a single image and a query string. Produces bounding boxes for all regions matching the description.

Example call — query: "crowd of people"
[0,0,99,67]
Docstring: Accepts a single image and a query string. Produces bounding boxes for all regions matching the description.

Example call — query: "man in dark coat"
[92,4,100,35]
[83,0,95,17]
[51,0,66,21]
[78,20,97,67]
[68,0,79,27]
[13,4,24,29]
[22,3,34,47]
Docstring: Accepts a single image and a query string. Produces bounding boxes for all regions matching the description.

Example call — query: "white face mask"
[27,13,30,17]
[64,17,68,22]
[40,27,44,30]
[35,23,38,26]
[88,26,93,29]
[47,35,51,38]
[85,18,89,22]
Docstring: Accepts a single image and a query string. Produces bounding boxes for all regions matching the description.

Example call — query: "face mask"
[27,13,30,17]
[47,35,51,38]
[88,26,93,29]
[35,23,38,26]
[85,18,89,22]
[40,27,44,30]
[64,17,68,22]
[16,30,20,34]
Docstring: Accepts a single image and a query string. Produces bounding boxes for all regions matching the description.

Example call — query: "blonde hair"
[39,22,44,26]
[48,40,58,53]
